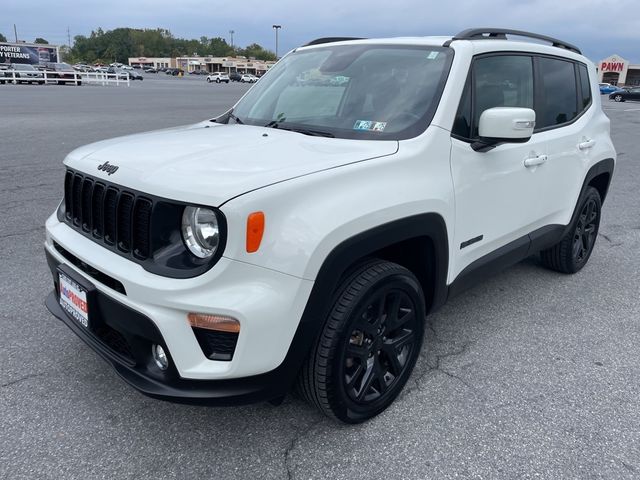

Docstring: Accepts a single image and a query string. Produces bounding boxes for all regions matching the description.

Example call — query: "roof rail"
[304,37,365,47]
[443,28,581,55]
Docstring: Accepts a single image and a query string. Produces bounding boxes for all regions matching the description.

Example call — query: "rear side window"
[578,64,592,110]
[537,57,578,129]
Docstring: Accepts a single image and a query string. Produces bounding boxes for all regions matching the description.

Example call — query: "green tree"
[237,43,276,61]
[0,32,7,42]
[66,27,274,63]
[34,37,49,44]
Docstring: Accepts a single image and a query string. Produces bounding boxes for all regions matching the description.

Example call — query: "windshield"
[231,44,453,140]
[13,64,34,70]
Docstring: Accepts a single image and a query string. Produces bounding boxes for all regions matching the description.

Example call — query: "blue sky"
[2,0,638,62]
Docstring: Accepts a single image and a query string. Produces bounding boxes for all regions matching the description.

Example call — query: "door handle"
[578,139,596,150]
[524,154,548,168]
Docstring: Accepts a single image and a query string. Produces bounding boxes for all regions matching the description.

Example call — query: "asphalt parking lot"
[1,76,639,479]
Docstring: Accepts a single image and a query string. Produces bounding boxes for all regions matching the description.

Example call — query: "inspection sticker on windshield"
[353,120,387,132]
[427,51,439,60]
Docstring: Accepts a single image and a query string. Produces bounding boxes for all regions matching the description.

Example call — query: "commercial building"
[175,56,276,75]
[0,42,60,65]
[597,54,640,86]
[127,57,175,69]
[128,55,275,74]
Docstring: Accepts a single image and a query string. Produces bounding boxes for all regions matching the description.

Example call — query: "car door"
[531,58,595,229]
[630,87,640,101]
[450,54,545,280]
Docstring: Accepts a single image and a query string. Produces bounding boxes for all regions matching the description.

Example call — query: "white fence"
[1,70,131,87]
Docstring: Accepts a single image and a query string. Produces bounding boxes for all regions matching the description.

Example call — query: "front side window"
[537,57,578,129]
[472,55,534,138]
[453,55,534,139]
[231,45,454,140]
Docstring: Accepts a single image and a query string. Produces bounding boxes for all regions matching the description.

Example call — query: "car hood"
[64,122,399,206]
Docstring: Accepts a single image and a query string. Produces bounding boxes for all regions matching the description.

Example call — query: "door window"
[578,64,592,110]
[452,55,534,139]
[537,57,579,128]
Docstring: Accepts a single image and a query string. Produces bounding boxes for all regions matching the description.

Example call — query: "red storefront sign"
[601,61,625,72]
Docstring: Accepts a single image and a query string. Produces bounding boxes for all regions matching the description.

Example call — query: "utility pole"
[272,25,281,59]
[67,26,71,49]
[229,30,234,49]
[14,24,18,42]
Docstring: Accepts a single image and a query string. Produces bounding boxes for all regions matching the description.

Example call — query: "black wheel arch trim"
[578,157,614,206]
[272,213,450,393]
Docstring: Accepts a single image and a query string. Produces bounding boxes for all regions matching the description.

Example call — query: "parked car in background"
[206,72,230,83]
[128,70,144,81]
[43,63,82,85]
[229,71,242,82]
[106,67,130,80]
[2,63,44,85]
[240,74,256,83]
[143,67,157,73]
[609,87,640,102]
[599,83,620,94]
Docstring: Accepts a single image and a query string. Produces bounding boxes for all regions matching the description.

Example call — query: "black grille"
[63,170,153,260]
[192,328,239,361]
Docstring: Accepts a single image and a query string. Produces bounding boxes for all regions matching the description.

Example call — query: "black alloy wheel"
[298,260,425,423]
[572,197,598,264]
[342,287,419,404]
[540,186,602,273]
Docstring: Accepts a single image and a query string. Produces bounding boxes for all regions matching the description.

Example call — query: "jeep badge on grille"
[97,161,119,175]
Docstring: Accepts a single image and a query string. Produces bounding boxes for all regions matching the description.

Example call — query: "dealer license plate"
[58,272,90,328]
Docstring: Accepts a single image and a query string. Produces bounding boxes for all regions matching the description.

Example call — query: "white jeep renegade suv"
[45,29,615,423]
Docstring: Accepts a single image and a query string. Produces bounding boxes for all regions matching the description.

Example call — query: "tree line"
[0,28,277,64]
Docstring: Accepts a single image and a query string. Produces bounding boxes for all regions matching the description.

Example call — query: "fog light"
[152,344,169,370]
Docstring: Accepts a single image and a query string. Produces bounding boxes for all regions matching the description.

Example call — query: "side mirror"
[472,107,536,152]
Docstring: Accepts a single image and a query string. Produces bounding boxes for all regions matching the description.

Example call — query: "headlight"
[181,206,220,258]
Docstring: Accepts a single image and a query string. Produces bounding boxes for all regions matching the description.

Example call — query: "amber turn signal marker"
[187,313,240,333]
[246,211,265,253]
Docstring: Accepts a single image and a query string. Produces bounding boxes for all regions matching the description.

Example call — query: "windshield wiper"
[280,126,335,138]
[228,112,244,124]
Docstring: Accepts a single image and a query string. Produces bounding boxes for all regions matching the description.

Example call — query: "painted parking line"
[623,108,640,112]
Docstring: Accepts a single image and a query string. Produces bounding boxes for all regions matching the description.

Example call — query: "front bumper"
[45,286,292,405]
[44,214,316,403]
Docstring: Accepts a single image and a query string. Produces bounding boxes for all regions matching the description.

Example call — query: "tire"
[207,78,212,83]
[297,259,425,423]
[39,81,44,85]
[216,78,220,83]
[540,186,601,274]
[614,94,624,102]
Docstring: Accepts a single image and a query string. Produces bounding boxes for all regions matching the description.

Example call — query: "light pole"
[272,25,281,59]
[229,30,234,49]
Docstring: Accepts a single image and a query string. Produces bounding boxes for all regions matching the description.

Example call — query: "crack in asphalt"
[1,372,48,388]
[598,232,623,246]
[284,417,325,480]
[400,322,480,400]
